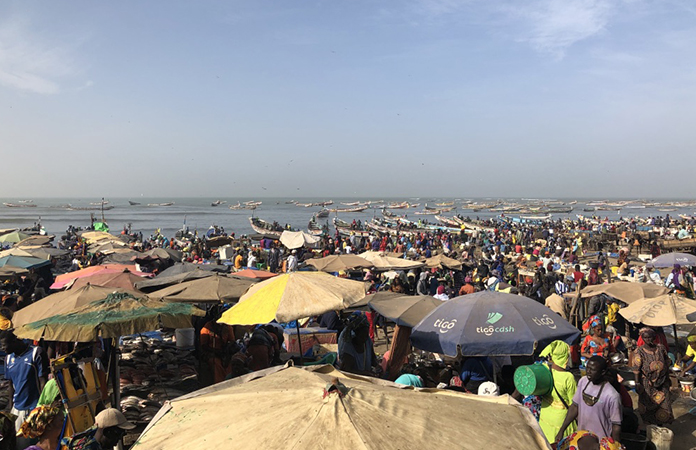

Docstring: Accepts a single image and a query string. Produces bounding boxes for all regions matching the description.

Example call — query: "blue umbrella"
[647,252,696,268]
[0,255,51,270]
[410,291,580,357]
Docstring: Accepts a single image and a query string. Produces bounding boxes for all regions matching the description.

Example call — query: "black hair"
[588,355,608,372]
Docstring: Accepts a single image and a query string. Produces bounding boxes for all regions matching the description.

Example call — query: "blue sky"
[1,0,695,198]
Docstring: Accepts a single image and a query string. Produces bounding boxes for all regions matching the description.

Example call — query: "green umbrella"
[0,255,51,269]
[0,230,30,244]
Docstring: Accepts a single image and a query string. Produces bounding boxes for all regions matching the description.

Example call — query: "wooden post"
[296,321,304,365]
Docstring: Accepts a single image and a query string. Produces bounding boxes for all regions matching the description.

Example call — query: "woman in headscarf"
[557,430,625,450]
[17,405,64,450]
[666,264,684,294]
[633,327,673,426]
[538,341,578,443]
[580,316,614,366]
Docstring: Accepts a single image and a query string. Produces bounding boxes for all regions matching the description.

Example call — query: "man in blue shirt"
[0,330,46,434]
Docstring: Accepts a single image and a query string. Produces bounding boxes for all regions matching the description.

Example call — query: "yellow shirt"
[686,345,696,359]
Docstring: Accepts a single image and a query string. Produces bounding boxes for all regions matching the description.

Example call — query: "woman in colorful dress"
[633,327,674,426]
[580,316,614,367]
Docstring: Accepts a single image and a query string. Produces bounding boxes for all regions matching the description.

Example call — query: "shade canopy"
[132,247,183,263]
[131,365,549,450]
[70,270,145,291]
[51,264,148,289]
[358,251,424,271]
[0,255,51,270]
[79,231,121,244]
[232,268,277,280]
[305,254,373,272]
[410,291,581,357]
[157,262,229,278]
[425,254,463,271]
[618,294,696,326]
[14,292,204,342]
[368,293,443,328]
[148,274,256,303]
[279,230,321,249]
[219,272,366,325]
[647,252,696,268]
[579,282,670,304]
[0,266,28,280]
[135,268,216,292]
[12,285,142,328]
[0,231,30,244]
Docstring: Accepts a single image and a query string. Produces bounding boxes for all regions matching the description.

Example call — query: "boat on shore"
[333,218,371,237]
[316,208,330,218]
[249,217,292,237]
[329,206,368,213]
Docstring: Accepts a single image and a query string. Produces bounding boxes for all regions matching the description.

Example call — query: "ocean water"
[0,197,693,239]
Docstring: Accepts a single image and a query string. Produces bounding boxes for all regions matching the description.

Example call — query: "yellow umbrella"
[218,272,366,325]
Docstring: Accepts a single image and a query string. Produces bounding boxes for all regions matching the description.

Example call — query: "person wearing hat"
[63,408,135,450]
[286,249,298,272]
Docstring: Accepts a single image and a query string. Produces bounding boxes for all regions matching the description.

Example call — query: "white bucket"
[175,328,195,348]
[647,425,673,450]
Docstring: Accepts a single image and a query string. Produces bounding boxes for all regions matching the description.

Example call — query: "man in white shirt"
[287,250,298,272]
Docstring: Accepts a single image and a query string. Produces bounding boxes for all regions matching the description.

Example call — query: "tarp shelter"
[305,254,373,273]
[219,272,366,325]
[358,251,425,271]
[279,230,321,249]
[0,255,51,270]
[131,365,550,450]
[579,282,670,305]
[425,254,463,271]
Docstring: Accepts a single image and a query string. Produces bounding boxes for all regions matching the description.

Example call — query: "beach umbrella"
[0,248,34,258]
[305,254,373,272]
[358,251,425,271]
[157,262,229,278]
[88,240,130,255]
[232,268,277,280]
[279,230,321,249]
[0,231,30,244]
[368,293,442,328]
[13,292,204,342]
[16,235,53,247]
[425,254,463,271]
[11,285,142,328]
[647,252,696,268]
[135,268,216,292]
[410,291,581,357]
[0,266,28,280]
[133,248,183,263]
[218,272,367,325]
[148,274,256,303]
[51,264,148,289]
[618,293,696,326]
[70,270,146,291]
[131,365,549,450]
[79,231,121,244]
[0,255,51,270]
[579,282,670,304]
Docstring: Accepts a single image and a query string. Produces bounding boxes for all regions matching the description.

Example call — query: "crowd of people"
[1,211,694,449]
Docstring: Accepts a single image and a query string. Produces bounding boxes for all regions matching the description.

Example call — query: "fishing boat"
[435,215,460,227]
[90,200,109,206]
[329,206,368,213]
[244,201,262,207]
[332,218,371,237]
[3,202,37,208]
[386,202,409,209]
[249,217,291,237]
[67,205,115,211]
[519,214,551,221]
[341,201,361,206]
[658,208,677,212]
[307,217,326,236]
[435,202,454,207]
[128,200,141,206]
[211,200,226,206]
[147,202,174,207]
[316,208,330,218]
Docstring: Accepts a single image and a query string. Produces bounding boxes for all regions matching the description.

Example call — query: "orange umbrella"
[233,268,277,280]
[70,270,146,291]
[51,264,148,289]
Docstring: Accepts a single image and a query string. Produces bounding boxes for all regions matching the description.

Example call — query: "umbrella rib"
[286,402,334,450]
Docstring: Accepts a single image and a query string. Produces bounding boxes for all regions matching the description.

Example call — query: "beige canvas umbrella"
[305,254,373,272]
[131,365,550,450]
[79,231,121,244]
[70,270,146,292]
[148,274,256,303]
[14,292,204,342]
[218,272,366,325]
[580,282,669,304]
[618,293,696,326]
[358,251,424,271]
[0,266,28,280]
[425,253,463,270]
[12,285,142,328]
[368,292,442,328]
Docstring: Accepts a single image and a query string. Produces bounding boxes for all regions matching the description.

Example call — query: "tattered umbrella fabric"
[14,292,204,342]
[410,291,581,357]
[618,293,696,326]
[580,282,670,304]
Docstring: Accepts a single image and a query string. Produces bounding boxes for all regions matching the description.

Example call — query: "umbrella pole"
[673,324,679,353]
[296,321,304,366]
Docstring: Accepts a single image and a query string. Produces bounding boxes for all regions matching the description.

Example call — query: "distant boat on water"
[147,202,174,207]
[128,200,141,206]
[3,202,37,208]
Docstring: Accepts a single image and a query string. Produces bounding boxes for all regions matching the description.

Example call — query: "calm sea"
[0,197,692,239]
